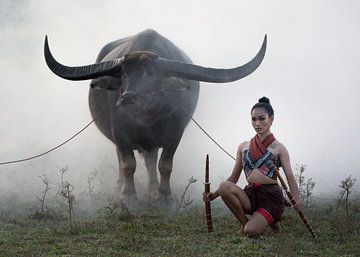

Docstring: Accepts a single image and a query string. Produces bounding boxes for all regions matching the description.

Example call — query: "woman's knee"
[243,214,268,237]
[243,224,263,237]
[218,181,235,196]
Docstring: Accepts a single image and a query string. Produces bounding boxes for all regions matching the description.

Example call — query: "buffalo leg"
[144,149,159,199]
[157,146,176,207]
[116,148,124,193]
[117,147,138,209]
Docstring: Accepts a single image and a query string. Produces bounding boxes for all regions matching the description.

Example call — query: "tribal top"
[243,149,281,179]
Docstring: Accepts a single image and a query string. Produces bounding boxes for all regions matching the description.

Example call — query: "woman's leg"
[244,184,284,236]
[243,211,269,237]
[218,181,251,227]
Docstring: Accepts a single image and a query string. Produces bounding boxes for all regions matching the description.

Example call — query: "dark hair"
[251,96,274,117]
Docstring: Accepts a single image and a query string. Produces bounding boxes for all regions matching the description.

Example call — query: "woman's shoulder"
[238,141,250,151]
[271,139,289,155]
[235,141,249,157]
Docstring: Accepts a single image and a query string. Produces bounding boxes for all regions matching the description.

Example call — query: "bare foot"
[270,221,281,233]
[236,227,245,235]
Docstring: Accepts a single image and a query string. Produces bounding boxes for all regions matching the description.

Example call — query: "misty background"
[1,0,359,208]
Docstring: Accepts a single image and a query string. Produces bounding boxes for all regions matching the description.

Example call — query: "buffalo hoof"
[148,184,160,201]
[120,193,139,212]
[148,190,159,202]
[156,194,175,210]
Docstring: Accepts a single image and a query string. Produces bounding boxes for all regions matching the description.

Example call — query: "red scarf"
[249,133,276,161]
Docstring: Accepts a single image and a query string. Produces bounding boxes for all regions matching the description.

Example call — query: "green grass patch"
[0,205,359,257]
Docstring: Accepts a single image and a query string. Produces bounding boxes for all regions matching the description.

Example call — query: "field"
[1,200,359,257]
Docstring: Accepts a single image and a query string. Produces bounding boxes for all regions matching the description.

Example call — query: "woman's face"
[251,107,273,135]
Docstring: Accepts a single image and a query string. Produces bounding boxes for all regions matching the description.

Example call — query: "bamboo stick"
[205,154,213,232]
[274,166,316,239]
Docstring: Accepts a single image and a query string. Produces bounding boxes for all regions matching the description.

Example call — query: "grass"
[1,202,359,257]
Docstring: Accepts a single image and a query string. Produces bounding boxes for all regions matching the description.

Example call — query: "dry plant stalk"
[55,166,69,197]
[175,176,197,213]
[35,175,51,216]
[337,174,356,219]
[87,169,98,200]
[60,181,75,231]
[295,164,315,207]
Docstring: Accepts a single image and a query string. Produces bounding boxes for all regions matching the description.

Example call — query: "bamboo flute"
[205,154,213,232]
[274,166,316,239]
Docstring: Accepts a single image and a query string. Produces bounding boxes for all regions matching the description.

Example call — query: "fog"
[1,0,359,208]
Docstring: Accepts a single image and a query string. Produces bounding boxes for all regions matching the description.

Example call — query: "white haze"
[0,0,359,205]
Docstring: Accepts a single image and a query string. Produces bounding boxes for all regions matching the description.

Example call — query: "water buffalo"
[44,29,266,209]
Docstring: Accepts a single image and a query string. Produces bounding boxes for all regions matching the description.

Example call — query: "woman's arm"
[226,143,244,183]
[279,144,302,210]
[209,143,244,200]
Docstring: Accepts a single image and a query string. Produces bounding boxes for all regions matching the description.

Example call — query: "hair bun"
[258,96,271,105]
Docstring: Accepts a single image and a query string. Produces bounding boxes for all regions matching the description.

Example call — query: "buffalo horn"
[153,35,267,83]
[44,36,124,81]
[44,35,266,83]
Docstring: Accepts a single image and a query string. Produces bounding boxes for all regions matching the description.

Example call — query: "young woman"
[203,96,301,237]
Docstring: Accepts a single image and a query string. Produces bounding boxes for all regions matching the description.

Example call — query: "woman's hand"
[203,192,217,202]
[292,199,303,212]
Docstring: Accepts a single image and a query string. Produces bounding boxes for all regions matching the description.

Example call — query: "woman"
[203,96,301,237]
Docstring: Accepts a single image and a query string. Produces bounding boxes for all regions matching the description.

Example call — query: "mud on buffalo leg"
[144,149,159,198]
